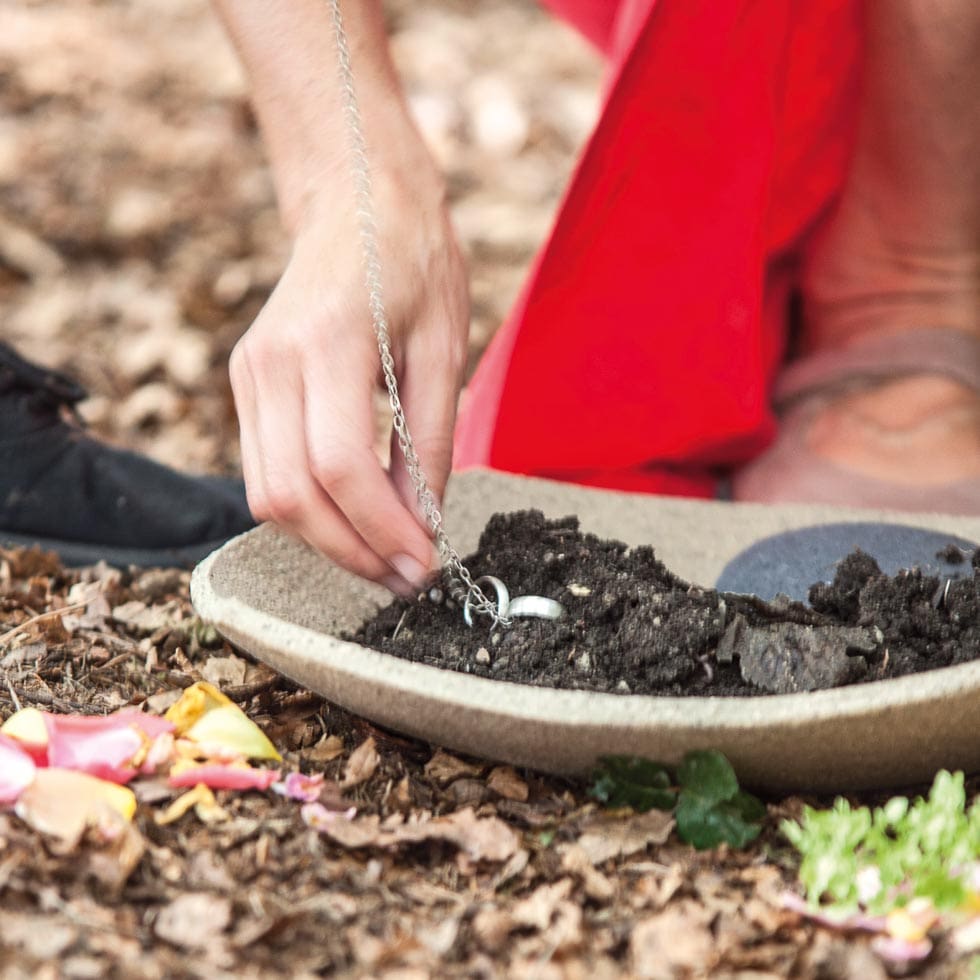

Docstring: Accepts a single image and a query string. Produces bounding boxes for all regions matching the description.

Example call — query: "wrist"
[281,112,448,239]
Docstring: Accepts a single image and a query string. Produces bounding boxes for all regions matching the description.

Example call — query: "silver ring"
[463,575,510,627]
[507,595,565,621]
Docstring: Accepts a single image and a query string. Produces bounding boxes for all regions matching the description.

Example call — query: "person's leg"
[787,0,980,492]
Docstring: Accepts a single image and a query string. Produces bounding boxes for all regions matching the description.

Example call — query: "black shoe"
[0,342,255,568]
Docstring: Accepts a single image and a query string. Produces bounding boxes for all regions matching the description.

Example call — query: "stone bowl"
[191,469,980,793]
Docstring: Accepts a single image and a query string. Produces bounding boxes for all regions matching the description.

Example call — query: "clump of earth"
[354,510,980,697]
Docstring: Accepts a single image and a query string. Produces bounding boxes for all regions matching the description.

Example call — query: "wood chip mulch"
[0,546,973,979]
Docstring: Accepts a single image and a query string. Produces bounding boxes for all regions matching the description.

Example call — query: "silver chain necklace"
[327,0,506,625]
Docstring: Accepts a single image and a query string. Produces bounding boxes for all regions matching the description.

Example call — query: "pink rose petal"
[140,733,176,774]
[272,772,324,802]
[780,892,888,933]
[0,734,36,805]
[301,802,358,829]
[168,764,280,791]
[111,708,175,739]
[44,714,145,784]
[871,935,933,964]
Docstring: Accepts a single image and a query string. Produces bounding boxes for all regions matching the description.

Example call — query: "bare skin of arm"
[213,0,468,594]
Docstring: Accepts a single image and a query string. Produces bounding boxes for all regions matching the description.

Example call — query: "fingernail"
[391,553,429,589]
[383,575,416,598]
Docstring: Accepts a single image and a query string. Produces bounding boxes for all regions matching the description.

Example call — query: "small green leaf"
[677,749,739,806]
[674,752,764,850]
[589,755,676,812]
[675,795,762,850]
[732,790,767,823]
[589,751,763,851]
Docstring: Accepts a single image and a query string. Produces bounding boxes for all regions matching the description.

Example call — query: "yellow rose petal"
[186,704,281,762]
[15,768,136,842]
[164,681,234,734]
[886,900,938,944]
[1,706,49,748]
[156,783,229,826]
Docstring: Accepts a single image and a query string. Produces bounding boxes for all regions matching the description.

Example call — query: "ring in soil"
[507,595,565,621]
[463,575,510,627]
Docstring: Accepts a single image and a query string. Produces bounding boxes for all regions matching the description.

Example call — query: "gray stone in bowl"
[717,522,977,602]
[191,469,980,793]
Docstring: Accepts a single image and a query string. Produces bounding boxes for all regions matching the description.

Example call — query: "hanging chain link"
[327,0,507,625]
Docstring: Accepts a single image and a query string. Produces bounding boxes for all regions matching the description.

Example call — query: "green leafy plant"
[781,770,980,916]
[589,749,765,850]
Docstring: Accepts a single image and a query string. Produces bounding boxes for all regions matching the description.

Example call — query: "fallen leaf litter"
[1,542,977,976]
[1,0,978,974]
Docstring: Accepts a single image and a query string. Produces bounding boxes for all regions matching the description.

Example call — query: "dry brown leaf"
[315,813,385,850]
[576,809,675,866]
[386,808,519,863]
[304,734,344,763]
[543,900,583,955]
[144,690,182,715]
[511,878,574,931]
[154,892,232,950]
[391,775,414,811]
[630,903,716,979]
[132,568,186,602]
[61,581,111,633]
[201,655,247,688]
[316,807,519,863]
[0,214,65,277]
[487,765,529,802]
[471,906,513,950]
[801,933,889,980]
[416,915,461,956]
[111,600,182,635]
[559,843,615,902]
[0,911,78,961]
[630,863,686,911]
[492,846,530,891]
[344,923,425,971]
[507,959,566,980]
[694,870,744,918]
[341,736,380,788]
[423,749,482,785]
[83,821,146,892]
[445,777,490,808]
[495,878,586,958]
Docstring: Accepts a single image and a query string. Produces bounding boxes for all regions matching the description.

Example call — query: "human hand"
[229,174,468,595]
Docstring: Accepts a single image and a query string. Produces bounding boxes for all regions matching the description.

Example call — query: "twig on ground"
[0,600,88,649]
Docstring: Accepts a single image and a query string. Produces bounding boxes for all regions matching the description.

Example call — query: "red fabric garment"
[454,0,862,498]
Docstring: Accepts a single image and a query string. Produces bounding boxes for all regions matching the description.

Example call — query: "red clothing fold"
[455,0,862,498]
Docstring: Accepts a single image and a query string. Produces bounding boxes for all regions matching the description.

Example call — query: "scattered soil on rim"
[355,511,980,697]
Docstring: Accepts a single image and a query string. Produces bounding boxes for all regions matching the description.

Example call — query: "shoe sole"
[0,531,234,569]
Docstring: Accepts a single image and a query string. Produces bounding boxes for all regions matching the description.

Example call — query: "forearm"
[213,0,442,233]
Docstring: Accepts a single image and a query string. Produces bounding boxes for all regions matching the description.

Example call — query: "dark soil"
[356,510,980,697]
